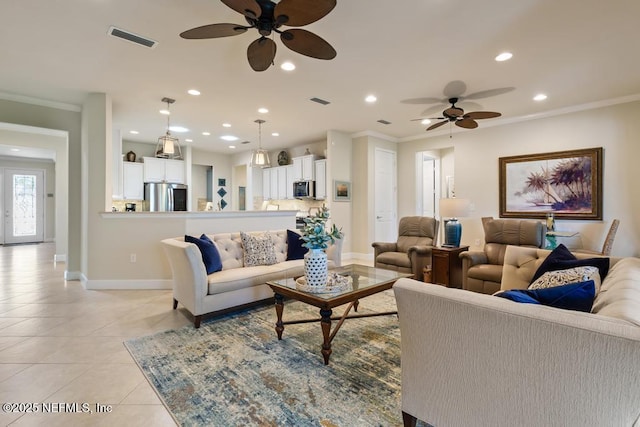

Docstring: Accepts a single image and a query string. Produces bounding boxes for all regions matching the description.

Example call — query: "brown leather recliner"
[372,216,439,279]
[460,217,546,294]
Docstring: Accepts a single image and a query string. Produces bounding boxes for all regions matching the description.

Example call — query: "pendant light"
[155,97,182,159]
[250,119,270,168]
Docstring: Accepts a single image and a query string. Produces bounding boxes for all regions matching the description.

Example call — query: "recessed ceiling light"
[185,139,193,142]
[258,107,269,114]
[129,130,139,134]
[272,132,279,137]
[187,89,201,96]
[495,52,513,62]
[10,148,20,152]
[365,94,377,103]
[281,61,295,71]
[533,93,548,101]
[421,119,431,125]
[229,145,236,149]
[202,131,211,136]
[159,109,170,115]
[222,123,232,128]
[169,126,189,133]
[221,135,239,141]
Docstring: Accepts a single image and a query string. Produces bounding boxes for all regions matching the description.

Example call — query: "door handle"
[376,216,382,219]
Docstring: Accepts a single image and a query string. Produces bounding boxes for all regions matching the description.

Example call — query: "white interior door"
[374,149,397,242]
[3,168,44,244]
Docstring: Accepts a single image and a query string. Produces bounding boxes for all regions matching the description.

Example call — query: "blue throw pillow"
[496,280,596,313]
[531,244,610,284]
[185,234,222,274]
[286,229,308,260]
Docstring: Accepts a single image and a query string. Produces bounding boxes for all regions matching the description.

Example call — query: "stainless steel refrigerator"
[144,182,188,211]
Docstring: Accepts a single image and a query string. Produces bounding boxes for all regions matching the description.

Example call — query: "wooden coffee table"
[267,264,412,365]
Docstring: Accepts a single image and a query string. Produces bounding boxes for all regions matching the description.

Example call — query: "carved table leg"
[274,293,284,340]
[353,300,359,312]
[320,308,333,365]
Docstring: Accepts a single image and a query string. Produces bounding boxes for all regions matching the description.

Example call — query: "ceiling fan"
[418,97,502,131]
[180,0,337,72]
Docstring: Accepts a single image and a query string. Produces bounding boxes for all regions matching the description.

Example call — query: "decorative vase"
[304,248,328,289]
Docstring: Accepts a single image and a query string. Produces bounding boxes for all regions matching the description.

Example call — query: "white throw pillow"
[529,266,601,292]
[240,231,277,267]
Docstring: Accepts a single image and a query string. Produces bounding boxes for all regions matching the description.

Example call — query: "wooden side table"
[431,246,469,288]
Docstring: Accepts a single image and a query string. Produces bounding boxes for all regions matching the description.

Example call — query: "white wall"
[398,100,640,257]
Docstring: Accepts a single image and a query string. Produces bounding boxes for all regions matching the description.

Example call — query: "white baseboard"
[54,254,67,263]
[64,270,81,281]
[344,252,374,261]
[83,279,173,290]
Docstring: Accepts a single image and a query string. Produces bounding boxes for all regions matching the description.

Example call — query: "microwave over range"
[293,180,315,199]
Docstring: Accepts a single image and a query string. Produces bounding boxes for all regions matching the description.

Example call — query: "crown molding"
[0,92,81,112]
[350,130,399,142]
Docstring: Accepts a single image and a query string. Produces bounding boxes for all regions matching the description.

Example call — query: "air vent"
[377,119,392,125]
[310,97,330,105]
[108,26,158,48]
[241,141,251,145]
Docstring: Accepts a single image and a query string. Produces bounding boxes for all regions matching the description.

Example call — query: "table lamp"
[439,198,471,247]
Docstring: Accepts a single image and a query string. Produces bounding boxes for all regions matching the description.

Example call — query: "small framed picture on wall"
[333,180,351,201]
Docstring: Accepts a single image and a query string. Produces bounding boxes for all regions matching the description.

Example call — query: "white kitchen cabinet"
[122,162,144,200]
[112,130,123,199]
[262,168,272,200]
[143,157,185,184]
[270,167,278,200]
[285,165,295,199]
[291,154,316,181]
[314,159,327,200]
[277,166,287,199]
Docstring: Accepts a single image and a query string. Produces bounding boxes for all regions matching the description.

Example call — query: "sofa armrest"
[407,245,435,280]
[161,238,209,316]
[407,245,435,256]
[459,250,488,266]
[393,278,640,427]
[371,241,398,259]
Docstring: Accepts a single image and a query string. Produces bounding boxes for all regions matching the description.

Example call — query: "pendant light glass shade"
[250,119,270,168]
[155,97,182,159]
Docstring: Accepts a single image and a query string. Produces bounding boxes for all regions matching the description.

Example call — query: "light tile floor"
[0,243,189,426]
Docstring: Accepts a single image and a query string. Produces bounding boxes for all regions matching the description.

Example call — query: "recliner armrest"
[371,241,398,256]
[407,245,435,256]
[459,251,488,266]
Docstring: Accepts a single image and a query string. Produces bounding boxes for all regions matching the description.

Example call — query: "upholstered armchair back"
[482,217,547,265]
[396,216,438,253]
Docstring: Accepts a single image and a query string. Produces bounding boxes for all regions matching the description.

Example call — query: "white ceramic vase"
[304,248,328,289]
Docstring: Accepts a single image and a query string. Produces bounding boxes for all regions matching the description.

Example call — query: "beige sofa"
[394,245,640,427]
[460,217,546,294]
[161,230,342,327]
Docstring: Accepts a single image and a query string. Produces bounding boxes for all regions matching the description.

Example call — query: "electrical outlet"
[130,253,137,263]
[474,239,481,246]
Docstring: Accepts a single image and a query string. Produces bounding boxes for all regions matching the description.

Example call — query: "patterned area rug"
[124,290,420,426]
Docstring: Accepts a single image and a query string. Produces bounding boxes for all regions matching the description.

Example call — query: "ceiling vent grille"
[108,26,158,48]
[310,97,330,105]
[377,119,392,125]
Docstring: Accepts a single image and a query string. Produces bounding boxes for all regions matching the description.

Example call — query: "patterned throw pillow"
[529,266,601,292]
[240,231,277,267]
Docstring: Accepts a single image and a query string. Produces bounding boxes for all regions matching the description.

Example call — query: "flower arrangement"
[301,205,343,250]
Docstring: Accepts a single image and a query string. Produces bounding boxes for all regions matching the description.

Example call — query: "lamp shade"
[439,198,471,219]
[250,148,270,168]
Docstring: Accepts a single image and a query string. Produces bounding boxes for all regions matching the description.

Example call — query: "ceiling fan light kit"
[180,0,337,71]
[156,97,183,160]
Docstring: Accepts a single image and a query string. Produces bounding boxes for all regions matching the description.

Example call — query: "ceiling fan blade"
[456,118,478,129]
[444,107,464,117]
[457,101,482,112]
[180,23,248,39]
[411,116,444,121]
[465,87,515,100]
[401,97,443,105]
[221,0,261,19]
[442,80,467,98]
[465,111,502,120]
[427,121,448,131]
[280,29,336,60]
[247,37,276,71]
[275,0,336,26]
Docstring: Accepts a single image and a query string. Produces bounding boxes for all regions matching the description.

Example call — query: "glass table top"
[267,264,413,300]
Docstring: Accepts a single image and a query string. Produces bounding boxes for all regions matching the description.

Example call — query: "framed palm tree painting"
[499,147,602,220]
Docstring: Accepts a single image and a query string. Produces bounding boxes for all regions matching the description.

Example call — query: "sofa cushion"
[185,234,222,274]
[530,244,610,284]
[240,231,277,267]
[286,229,308,260]
[529,266,601,292]
[467,264,503,283]
[377,251,411,269]
[496,280,596,312]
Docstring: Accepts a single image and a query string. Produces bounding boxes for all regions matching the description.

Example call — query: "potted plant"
[300,205,343,289]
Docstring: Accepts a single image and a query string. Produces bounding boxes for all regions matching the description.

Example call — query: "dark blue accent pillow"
[286,229,308,260]
[185,234,222,274]
[531,244,610,284]
[496,280,596,313]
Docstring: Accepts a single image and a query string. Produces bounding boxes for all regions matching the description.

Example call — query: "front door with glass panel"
[3,169,44,244]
